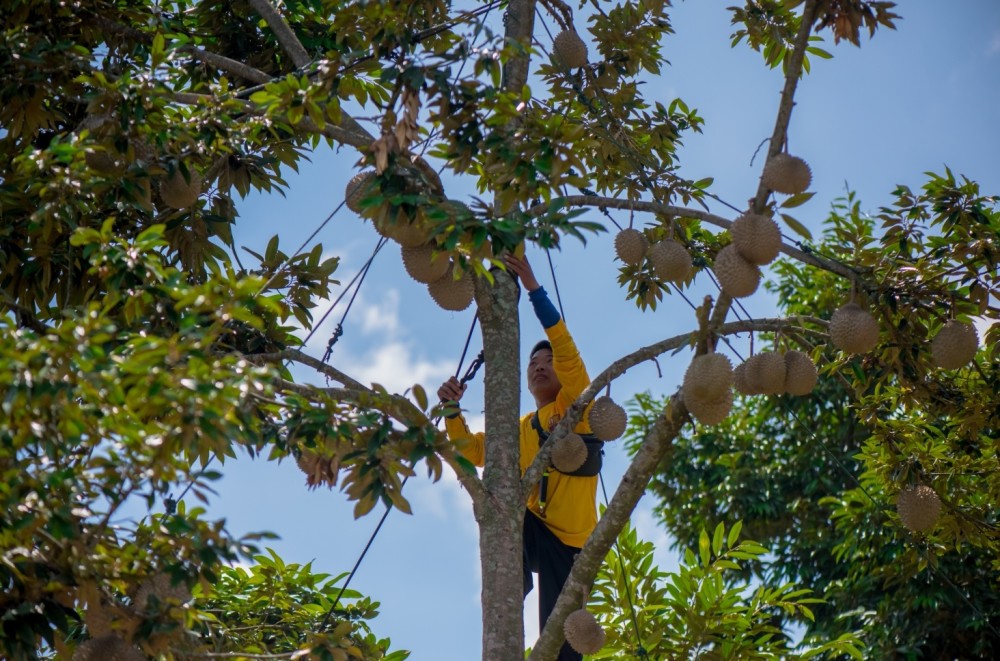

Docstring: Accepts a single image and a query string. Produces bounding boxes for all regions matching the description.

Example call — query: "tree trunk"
[475,271,524,661]
[475,3,536,659]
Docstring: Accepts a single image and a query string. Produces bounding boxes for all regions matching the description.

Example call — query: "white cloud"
[359,289,400,335]
[631,500,681,573]
[340,340,454,393]
[988,31,1000,55]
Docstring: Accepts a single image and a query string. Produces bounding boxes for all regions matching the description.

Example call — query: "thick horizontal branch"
[531,195,858,281]
[256,350,490,507]
[520,316,828,496]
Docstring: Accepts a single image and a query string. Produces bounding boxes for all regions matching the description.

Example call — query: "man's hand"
[504,254,540,292]
[437,376,467,406]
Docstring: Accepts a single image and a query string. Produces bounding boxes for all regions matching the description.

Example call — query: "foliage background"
[1,0,998,658]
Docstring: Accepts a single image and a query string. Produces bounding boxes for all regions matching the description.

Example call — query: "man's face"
[527,348,561,406]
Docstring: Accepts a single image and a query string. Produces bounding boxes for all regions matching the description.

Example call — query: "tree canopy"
[1,0,997,659]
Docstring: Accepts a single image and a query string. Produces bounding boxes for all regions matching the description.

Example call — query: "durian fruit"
[745,351,786,396]
[783,350,818,396]
[829,302,879,354]
[159,168,203,210]
[614,228,648,266]
[930,320,979,370]
[712,245,760,299]
[83,602,115,637]
[553,30,588,69]
[72,635,144,661]
[551,432,588,473]
[133,573,191,611]
[588,396,627,441]
[401,244,450,284]
[85,147,120,174]
[762,153,812,194]
[730,213,781,265]
[685,388,734,426]
[428,265,475,311]
[896,484,942,533]
[345,171,377,213]
[563,608,606,655]
[376,213,431,248]
[649,239,693,283]
[733,360,753,396]
[682,353,734,402]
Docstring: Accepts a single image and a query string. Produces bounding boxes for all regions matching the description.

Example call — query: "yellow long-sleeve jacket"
[444,319,597,548]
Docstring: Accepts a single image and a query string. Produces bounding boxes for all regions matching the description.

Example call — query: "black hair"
[530,340,552,358]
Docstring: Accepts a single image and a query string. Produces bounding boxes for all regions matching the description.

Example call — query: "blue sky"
[171,2,1000,658]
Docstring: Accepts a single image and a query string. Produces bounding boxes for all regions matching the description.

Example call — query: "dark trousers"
[523,511,583,661]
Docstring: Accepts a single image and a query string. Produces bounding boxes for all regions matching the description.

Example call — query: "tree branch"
[752,0,822,214]
[520,316,828,497]
[257,352,491,507]
[92,16,273,84]
[529,195,858,280]
[245,0,311,69]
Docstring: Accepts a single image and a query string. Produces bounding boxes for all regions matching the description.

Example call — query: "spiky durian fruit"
[553,30,588,69]
[374,213,431,248]
[930,320,979,370]
[614,228,648,266]
[588,396,627,441]
[85,146,119,174]
[551,433,588,473]
[428,265,475,311]
[745,351,786,396]
[731,213,782,265]
[159,168,203,209]
[134,573,191,611]
[649,239,693,283]
[783,350,818,396]
[685,388,734,426]
[72,635,144,661]
[564,608,606,655]
[829,302,879,354]
[713,245,760,298]
[762,153,812,194]
[83,602,115,637]
[402,244,450,284]
[683,353,734,402]
[896,484,942,533]
[345,171,377,213]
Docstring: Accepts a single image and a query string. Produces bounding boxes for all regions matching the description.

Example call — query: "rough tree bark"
[473,2,537,659]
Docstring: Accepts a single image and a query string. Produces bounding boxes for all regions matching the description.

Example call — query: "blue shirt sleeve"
[528,286,561,329]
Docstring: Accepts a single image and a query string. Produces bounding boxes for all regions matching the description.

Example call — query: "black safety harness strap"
[532,413,603,517]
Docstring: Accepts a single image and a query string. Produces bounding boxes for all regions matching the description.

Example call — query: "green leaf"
[780,191,816,209]
[698,528,711,567]
[780,213,813,240]
[712,522,725,556]
[412,384,428,411]
[727,520,743,549]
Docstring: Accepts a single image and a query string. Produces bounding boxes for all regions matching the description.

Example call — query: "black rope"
[321,314,483,625]
[599,471,648,657]
[544,247,566,323]
[292,236,387,359]
[256,200,346,297]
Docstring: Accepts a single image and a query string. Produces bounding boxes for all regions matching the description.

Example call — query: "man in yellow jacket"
[437,254,598,661]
